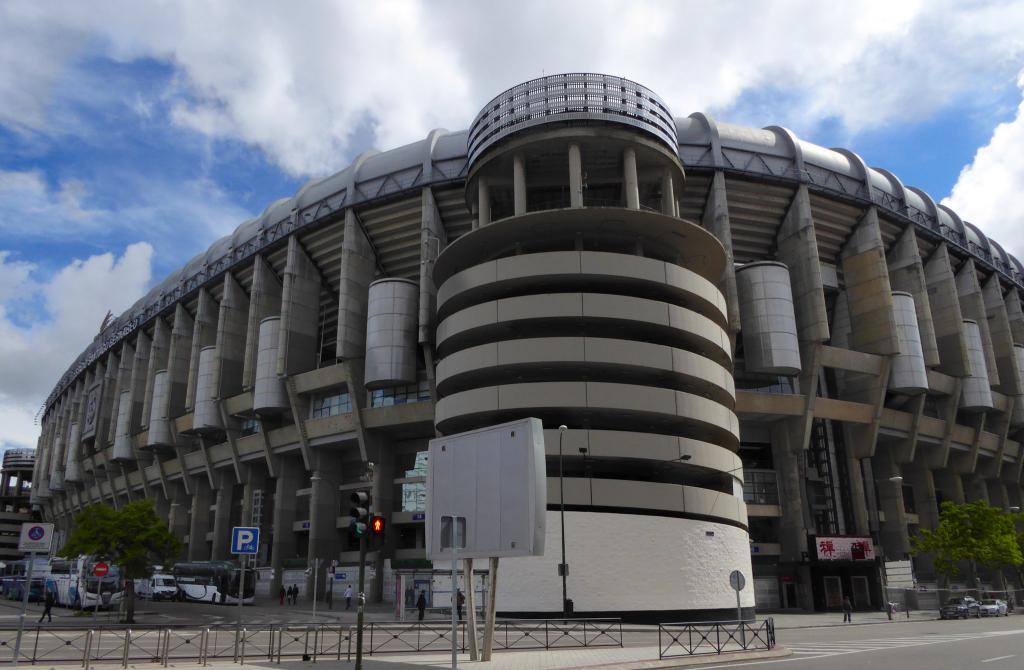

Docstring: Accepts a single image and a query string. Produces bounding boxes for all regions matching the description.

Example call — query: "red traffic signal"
[370,516,386,534]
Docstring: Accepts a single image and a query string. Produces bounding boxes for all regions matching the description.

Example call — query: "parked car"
[978,599,1008,617]
[940,596,981,619]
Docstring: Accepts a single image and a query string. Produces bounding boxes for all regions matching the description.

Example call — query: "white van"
[136,573,177,601]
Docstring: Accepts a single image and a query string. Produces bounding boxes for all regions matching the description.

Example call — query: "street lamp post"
[558,425,568,620]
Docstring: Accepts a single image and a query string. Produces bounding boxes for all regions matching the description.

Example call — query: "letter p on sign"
[231,526,260,555]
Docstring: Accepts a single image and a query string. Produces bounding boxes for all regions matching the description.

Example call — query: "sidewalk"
[764,609,938,630]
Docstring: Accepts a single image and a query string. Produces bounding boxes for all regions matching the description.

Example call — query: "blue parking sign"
[231,526,260,555]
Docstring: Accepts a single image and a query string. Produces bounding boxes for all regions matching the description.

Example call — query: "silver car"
[979,599,1008,616]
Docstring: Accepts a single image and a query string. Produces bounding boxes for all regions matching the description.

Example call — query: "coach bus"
[46,556,124,610]
[0,558,49,602]
[172,561,255,604]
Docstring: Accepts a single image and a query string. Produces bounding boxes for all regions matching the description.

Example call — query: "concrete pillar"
[702,172,740,343]
[956,260,999,387]
[419,188,447,346]
[934,469,966,504]
[186,289,218,411]
[1006,287,1024,345]
[623,147,639,210]
[873,446,910,558]
[988,479,1009,510]
[337,209,378,360]
[271,456,304,594]
[142,318,171,429]
[924,246,970,377]
[167,304,195,419]
[243,256,283,390]
[278,236,322,376]
[512,153,526,216]
[840,208,899,355]
[770,421,809,563]
[887,225,940,367]
[661,167,676,216]
[215,273,249,399]
[210,470,236,560]
[846,453,871,536]
[907,467,940,530]
[963,475,990,504]
[307,454,343,599]
[477,177,490,226]
[127,332,151,448]
[775,185,829,343]
[187,476,213,561]
[984,276,1023,396]
[568,143,583,208]
[166,482,189,550]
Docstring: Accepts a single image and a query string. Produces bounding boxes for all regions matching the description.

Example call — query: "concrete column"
[271,456,304,594]
[107,347,131,448]
[702,172,740,343]
[907,467,940,530]
[846,453,871,536]
[167,304,195,419]
[512,153,526,216]
[210,470,236,560]
[770,421,809,563]
[956,260,999,387]
[840,208,899,355]
[186,289,218,411]
[924,246,970,377]
[775,185,829,343]
[418,188,447,346]
[477,177,490,226]
[243,256,283,390]
[988,479,1010,510]
[933,469,966,505]
[623,147,639,210]
[278,236,322,376]
[187,476,213,561]
[337,209,378,360]
[128,331,151,442]
[568,143,583,208]
[984,276,1023,396]
[166,482,189,553]
[963,475,990,504]
[873,446,910,558]
[887,225,940,367]
[661,168,676,216]
[215,273,249,399]
[142,318,171,429]
[307,454,343,599]
[1005,288,1024,345]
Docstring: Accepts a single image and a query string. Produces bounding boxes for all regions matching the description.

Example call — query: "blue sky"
[1,0,1023,452]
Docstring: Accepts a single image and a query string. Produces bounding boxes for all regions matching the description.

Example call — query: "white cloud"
[2,1,1023,177]
[0,244,153,451]
[943,70,1024,260]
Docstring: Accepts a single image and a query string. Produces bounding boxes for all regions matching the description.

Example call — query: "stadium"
[30,73,1024,620]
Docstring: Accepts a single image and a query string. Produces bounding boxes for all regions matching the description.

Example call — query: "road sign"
[729,570,746,592]
[18,523,54,552]
[93,562,109,577]
[230,526,260,555]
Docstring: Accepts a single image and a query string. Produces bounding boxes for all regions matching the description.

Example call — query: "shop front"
[808,535,882,611]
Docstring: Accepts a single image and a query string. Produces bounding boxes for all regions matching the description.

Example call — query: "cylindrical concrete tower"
[146,370,174,447]
[64,421,83,483]
[888,291,928,394]
[434,73,750,621]
[191,346,223,431]
[735,261,801,376]
[1012,344,1024,426]
[254,317,288,413]
[111,390,136,461]
[364,278,418,388]
[960,319,994,411]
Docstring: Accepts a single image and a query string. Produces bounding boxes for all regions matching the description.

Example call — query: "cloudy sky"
[1,0,1023,453]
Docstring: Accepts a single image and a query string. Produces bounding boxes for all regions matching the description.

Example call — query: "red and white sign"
[815,536,875,562]
[93,562,109,577]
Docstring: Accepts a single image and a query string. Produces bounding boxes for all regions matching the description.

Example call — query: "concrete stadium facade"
[31,73,1024,618]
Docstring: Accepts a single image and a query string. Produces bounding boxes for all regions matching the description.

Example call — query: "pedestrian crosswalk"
[788,630,1024,659]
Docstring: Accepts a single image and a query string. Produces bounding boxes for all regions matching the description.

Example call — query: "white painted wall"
[493,510,755,613]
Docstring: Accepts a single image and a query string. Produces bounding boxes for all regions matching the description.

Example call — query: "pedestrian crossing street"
[788,630,1024,659]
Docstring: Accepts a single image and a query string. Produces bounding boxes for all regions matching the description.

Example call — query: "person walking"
[344,584,353,610]
[842,595,853,623]
[416,591,427,621]
[279,585,286,606]
[291,585,298,605]
[456,589,465,620]
[39,589,55,623]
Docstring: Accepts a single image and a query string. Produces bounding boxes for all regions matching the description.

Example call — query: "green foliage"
[60,500,180,580]
[911,500,1023,579]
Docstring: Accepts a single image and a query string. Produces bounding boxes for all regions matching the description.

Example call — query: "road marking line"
[982,655,1016,663]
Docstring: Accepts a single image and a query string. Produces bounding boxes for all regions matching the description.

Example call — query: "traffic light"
[349,491,370,536]
[370,516,386,535]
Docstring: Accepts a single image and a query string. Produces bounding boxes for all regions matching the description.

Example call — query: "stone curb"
[564,646,793,669]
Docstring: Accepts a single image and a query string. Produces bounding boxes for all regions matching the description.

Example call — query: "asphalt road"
[701,615,1024,669]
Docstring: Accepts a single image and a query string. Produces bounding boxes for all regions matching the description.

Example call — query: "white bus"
[46,556,124,610]
[172,561,255,604]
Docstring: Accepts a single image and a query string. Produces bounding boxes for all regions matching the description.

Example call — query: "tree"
[911,500,1023,587]
[60,500,180,623]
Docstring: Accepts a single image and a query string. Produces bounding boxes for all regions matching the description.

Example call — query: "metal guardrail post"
[240,628,246,665]
[121,629,131,668]
[81,629,92,670]
[346,626,353,662]
[201,628,209,666]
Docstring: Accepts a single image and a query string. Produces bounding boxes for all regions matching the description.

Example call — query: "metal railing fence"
[658,618,775,659]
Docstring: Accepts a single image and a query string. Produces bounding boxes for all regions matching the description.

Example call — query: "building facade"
[1,448,36,560]
[32,73,1024,618]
